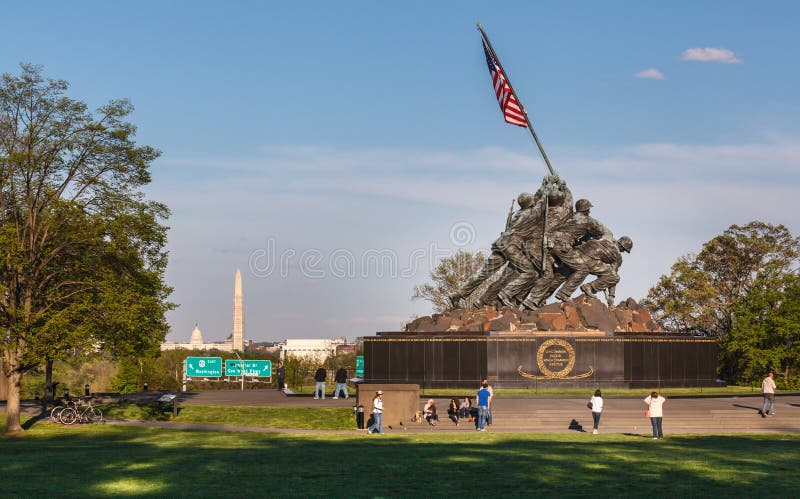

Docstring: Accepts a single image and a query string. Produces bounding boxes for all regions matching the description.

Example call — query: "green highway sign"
[225,359,272,377]
[186,357,222,377]
[356,356,364,377]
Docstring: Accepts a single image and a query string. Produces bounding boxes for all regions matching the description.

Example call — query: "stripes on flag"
[483,39,526,127]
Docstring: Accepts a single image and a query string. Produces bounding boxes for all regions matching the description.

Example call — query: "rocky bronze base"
[404,296,662,335]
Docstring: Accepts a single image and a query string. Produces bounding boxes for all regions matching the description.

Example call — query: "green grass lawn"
[102,403,355,430]
[2,420,798,497]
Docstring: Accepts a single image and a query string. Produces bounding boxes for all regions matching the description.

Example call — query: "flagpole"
[477,23,556,177]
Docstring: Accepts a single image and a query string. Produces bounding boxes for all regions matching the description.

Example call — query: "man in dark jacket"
[276,361,286,391]
[333,367,349,399]
[314,365,327,400]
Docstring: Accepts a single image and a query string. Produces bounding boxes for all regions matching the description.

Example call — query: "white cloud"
[681,47,742,64]
[635,68,665,80]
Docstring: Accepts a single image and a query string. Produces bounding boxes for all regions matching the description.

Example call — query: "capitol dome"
[189,324,204,347]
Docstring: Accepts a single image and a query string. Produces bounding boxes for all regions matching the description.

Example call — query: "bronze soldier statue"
[450,175,573,308]
[493,177,573,307]
[519,198,611,310]
[553,236,633,306]
[447,191,539,309]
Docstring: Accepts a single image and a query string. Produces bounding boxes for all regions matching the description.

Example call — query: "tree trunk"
[4,370,23,434]
[44,359,55,401]
[0,368,6,401]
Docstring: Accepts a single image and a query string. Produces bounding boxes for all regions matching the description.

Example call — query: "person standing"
[589,389,604,435]
[313,365,327,400]
[367,390,384,434]
[644,391,666,439]
[761,371,777,417]
[333,366,348,399]
[476,381,492,431]
[481,379,494,426]
[276,361,286,392]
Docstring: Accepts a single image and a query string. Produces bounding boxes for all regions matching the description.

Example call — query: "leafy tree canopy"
[412,250,488,313]
[643,221,799,337]
[644,221,799,386]
[1,64,171,433]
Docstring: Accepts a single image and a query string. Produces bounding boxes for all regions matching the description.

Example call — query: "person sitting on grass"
[447,399,460,426]
[423,399,439,426]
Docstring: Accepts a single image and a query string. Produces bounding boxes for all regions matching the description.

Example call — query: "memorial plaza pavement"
[10,389,797,435]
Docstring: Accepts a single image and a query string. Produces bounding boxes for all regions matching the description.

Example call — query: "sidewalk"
[7,391,798,434]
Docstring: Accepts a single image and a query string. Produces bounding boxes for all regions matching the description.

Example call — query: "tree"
[720,269,800,387]
[412,250,489,313]
[0,64,171,433]
[643,221,800,385]
[643,222,799,337]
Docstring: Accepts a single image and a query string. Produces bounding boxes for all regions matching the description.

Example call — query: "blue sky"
[3,2,799,342]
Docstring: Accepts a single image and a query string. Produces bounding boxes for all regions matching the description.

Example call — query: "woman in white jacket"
[644,391,666,439]
[589,389,603,434]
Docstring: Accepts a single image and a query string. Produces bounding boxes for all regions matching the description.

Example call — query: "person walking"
[333,366,348,399]
[644,391,666,439]
[313,365,327,400]
[761,371,777,417]
[276,361,286,392]
[476,381,492,431]
[367,390,384,434]
[589,389,604,434]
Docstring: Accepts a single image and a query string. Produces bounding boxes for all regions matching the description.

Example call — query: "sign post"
[224,359,272,378]
[356,356,364,378]
[185,357,223,378]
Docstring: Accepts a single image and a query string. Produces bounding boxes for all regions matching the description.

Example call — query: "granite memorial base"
[356,383,419,429]
[363,332,717,389]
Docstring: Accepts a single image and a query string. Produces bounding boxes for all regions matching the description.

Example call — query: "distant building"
[249,341,281,353]
[278,338,348,362]
[336,343,357,355]
[161,324,235,352]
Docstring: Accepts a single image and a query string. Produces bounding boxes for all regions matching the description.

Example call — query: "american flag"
[483,39,526,127]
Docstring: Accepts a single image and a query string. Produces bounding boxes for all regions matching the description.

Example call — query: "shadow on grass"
[1,426,799,497]
[20,409,50,430]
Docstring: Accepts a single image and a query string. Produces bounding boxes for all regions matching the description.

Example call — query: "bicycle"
[60,396,103,424]
[50,397,79,424]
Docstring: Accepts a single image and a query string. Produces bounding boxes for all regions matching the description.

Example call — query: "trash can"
[84,384,90,396]
[356,405,365,429]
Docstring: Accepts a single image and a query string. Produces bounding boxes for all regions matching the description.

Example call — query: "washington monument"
[232,268,244,350]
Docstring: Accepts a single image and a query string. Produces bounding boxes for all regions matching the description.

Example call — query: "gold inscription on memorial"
[518,338,594,380]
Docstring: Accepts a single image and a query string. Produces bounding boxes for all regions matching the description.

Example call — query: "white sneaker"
[592,429,598,435]
[333,397,338,399]
[314,396,319,400]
